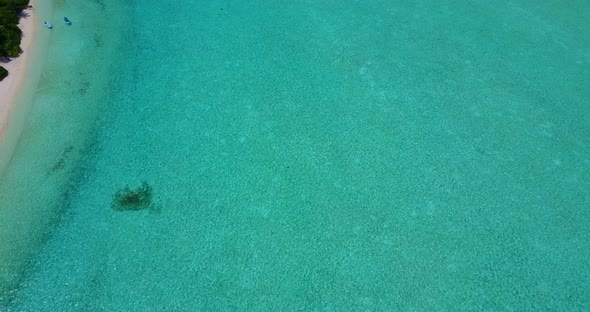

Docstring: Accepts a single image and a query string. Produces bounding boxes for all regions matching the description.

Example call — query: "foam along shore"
[0,1,37,171]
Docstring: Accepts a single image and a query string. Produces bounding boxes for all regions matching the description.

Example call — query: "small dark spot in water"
[78,81,91,95]
[92,0,106,10]
[52,158,65,172]
[50,145,75,173]
[112,182,157,212]
[93,34,103,48]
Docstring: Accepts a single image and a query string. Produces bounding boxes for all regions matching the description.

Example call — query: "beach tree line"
[0,0,29,81]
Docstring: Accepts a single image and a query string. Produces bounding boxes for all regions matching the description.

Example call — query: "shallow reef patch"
[111,181,157,212]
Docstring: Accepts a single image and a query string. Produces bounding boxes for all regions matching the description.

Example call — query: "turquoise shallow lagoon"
[1,0,589,310]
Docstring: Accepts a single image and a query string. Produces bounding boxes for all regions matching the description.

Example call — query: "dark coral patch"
[112,182,153,211]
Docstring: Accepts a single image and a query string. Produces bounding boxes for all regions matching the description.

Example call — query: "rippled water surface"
[1,0,589,310]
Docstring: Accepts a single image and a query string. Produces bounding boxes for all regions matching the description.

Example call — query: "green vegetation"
[0,65,7,80]
[112,182,154,211]
[0,0,29,81]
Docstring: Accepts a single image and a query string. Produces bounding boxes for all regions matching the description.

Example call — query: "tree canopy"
[0,0,30,81]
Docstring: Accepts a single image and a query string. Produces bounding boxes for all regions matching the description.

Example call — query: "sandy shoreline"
[0,3,37,137]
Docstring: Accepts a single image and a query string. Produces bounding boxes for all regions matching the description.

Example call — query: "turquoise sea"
[1,0,589,310]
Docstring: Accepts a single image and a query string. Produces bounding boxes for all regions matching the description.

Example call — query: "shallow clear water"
[1,0,590,310]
